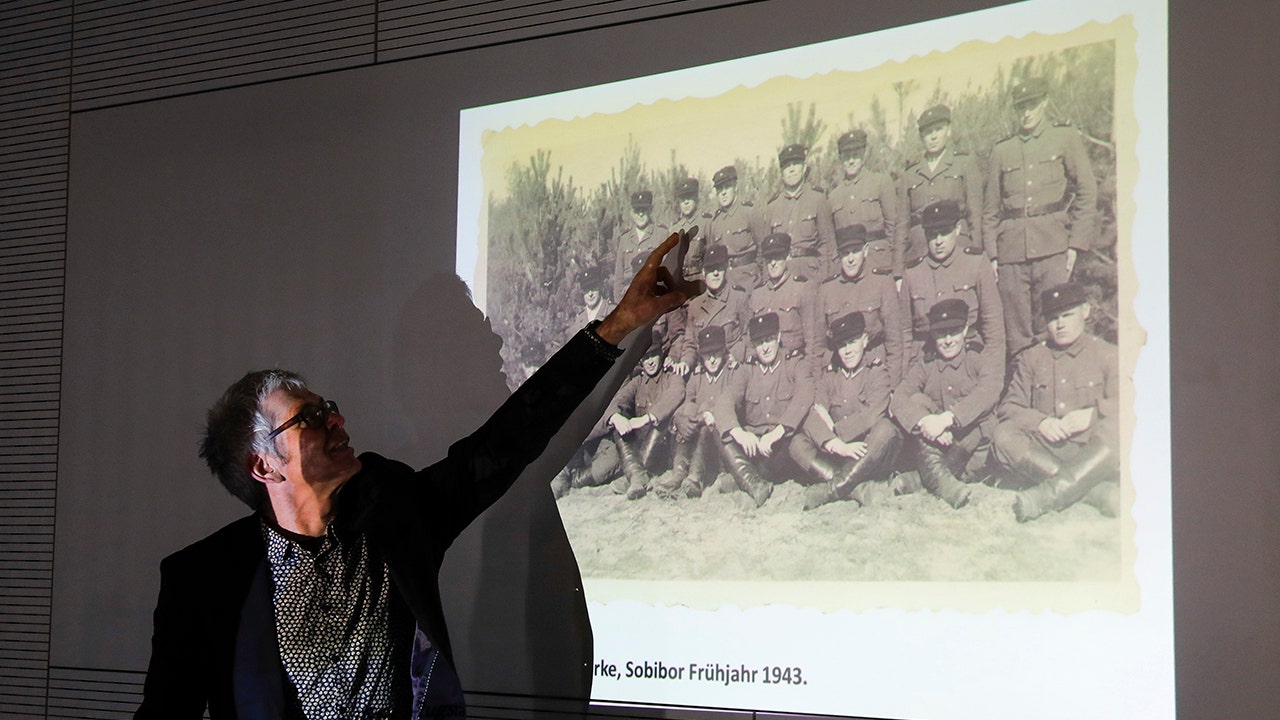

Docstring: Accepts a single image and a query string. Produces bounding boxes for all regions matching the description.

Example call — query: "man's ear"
[248,451,283,485]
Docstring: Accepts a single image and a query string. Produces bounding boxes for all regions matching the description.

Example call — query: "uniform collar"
[1049,334,1090,357]
[926,250,958,269]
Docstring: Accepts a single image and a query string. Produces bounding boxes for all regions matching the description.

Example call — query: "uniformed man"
[890,299,1003,509]
[714,312,815,507]
[670,177,710,281]
[631,251,686,370]
[793,312,902,510]
[673,244,749,371]
[901,200,1004,363]
[982,76,1099,357]
[749,233,821,370]
[827,129,900,278]
[657,324,734,499]
[818,223,907,385]
[900,104,986,267]
[707,165,766,293]
[992,282,1120,522]
[765,144,837,283]
[606,342,686,499]
[572,266,610,332]
[613,190,669,302]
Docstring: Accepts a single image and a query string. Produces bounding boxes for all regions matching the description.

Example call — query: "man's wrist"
[583,319,624,361]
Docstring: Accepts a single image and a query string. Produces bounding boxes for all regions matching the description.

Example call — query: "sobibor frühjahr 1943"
[603,660,806,686]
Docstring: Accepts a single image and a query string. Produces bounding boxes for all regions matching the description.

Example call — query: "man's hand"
[700,410,715,426]
[730,427,760,457]
[608,413,630,436]
[1037,416,1070,443]
[758,424,785,457]
[596,230,699,345]
[917,413,953,443]
[669,360,690,377]
[1060,407,1094,436]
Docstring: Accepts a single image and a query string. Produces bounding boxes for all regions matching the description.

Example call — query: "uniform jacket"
[676,284,749,369]
[818,271,906,384]
[674,365,732,432]
[611,368,685,426]
[890,346,1003,436]
[998,332,1118,445]
[982,121,1098,264]
[715,357,815,437]
[135,330,615,720]
[827,170,899,274]
[901,247,1005,353]
[804,362,891,447]
[707,201,764,267]
[765,185,836,265]
[670,211,712,279]
[749,274,821,361]
[612,222,667,300]
[900,149,986,262]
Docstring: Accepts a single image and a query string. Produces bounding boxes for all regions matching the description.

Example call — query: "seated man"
[606,343,686,500]
[658,324,734,499]
[992,282,1120,522]
[793,312,902,510]
[714,312,815,508]
[890,298,1003,509]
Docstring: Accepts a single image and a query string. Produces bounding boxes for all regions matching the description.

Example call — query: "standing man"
[749,233,821,370]
[890,299,1003,509]
[674,244,749,371]
[992,283,1120,522]
[135,235,692,719]
[658,325,734,499]
[670,177,710,281]
[766,144,836,283]
[613,189,668,302]
[983,76,1098,357]
[793,312,902,510]
[901,200,1004,363]
[707,165,765,293]
[900,104,986,267]
[818,223,907,385]
[715,312,815,508]
[827,129,899,278]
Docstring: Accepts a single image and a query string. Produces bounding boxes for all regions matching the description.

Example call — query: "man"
[982,76,1099,357]
[572,265,610,330]
[657,325,734,499]
[707,165,765,293]
[714,312,815,508]
[992,282,1120,522]
[765,143,836,283]
[793,312,902,511]
[827,130,899,278]
[818,223,907,385]
[901,200,1004,363]
[605,343,686,500]
[674,244,749,371]
[749,233,821,370]
[890,299,1003,509]
[900,104,986,267]
[670,177,710,281]
[135,234,691,719]
[613,189,669,302]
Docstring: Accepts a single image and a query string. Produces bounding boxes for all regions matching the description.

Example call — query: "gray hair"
[199,369,309,511]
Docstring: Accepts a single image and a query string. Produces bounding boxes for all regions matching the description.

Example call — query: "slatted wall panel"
[46,667,143,720]
[0,0,70,716]
[377,0,749,60]
[69,0,378,111]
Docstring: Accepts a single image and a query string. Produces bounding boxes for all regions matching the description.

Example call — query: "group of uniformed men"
[552,77,1119,522]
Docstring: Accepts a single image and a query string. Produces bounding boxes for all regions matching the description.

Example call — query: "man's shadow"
[389,273,602,711]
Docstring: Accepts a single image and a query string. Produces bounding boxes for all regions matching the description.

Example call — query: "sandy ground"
[557,470,1122,584]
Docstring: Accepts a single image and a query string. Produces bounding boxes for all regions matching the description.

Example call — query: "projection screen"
[458,0,1170,717]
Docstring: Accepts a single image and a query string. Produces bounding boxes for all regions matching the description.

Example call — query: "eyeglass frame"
[266,399,339,440]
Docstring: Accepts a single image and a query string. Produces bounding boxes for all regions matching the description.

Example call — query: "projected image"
[468,18,1139,599]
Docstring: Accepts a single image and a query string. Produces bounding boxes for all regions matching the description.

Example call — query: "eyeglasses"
[266,399,338,440]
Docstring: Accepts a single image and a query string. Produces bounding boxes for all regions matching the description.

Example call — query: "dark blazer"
[135,330,615,719]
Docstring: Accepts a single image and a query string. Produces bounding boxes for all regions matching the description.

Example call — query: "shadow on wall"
[390,272,592,704]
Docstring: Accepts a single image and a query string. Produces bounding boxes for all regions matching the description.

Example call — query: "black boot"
[680,427,714,498]
[917,443,972,509]
[656,435,695,499]
[719,440,773,508]
[1014,438,1116,522]
[613,435,651,500]
[799,454,842,510]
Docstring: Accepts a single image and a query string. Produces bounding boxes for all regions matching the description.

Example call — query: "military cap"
[698,324,727,356]
[676,177,699,199]
[712,165,738,188]
[748,312,781,342]
[1040,282,1088,318]
[918,104,952,131]
[703,243,729,271]
[835,224,868,255]
[1010,77,1049,105]
[630,190,653,210]
[578,266,603,290]
[927,298,969,335]
[641,341,663,360]
[761,232,792,260]
[837,130,868,158]
[778,143,807,167]
[827,311,867,350]
[920,200,964,238]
